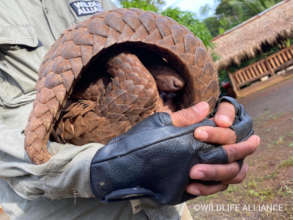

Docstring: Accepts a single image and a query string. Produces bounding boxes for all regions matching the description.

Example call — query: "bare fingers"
[223,135,260,163]
[170,102,210,127]
[187,163,249,196]
[214,102,235,128]
[223,164,249,184]
[194,101,237,145]
[194,126,236,145]
[186,183,228,196]
[189,162,240,182]
[189,136,259,183]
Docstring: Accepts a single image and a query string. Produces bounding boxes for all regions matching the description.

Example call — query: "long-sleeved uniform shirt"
[0,1,185,219]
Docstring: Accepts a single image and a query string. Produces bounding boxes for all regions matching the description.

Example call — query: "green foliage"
[279,156,293,168]
[119,1,214,48]
[218,27,225,35]
[239,0,281,16]
[199,4,212,17]
[119,0,165,8]
[203,16,220,37]
[120,0,161,12]
[204,0,283,37]
[218,69,229,83]
[161,7,182,21]
[162,8,214,48]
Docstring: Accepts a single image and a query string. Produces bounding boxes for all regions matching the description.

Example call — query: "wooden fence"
[229,45,293,97]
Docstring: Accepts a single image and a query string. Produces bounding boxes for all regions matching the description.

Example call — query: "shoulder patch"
[70,0,103,17]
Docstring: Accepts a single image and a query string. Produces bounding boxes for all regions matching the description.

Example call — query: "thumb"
[170,102,210,127]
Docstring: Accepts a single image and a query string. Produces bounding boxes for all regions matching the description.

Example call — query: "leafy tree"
[162,8,214,48]
[239,0,282,17]
[119,0,165,12]
[199,4,212,17]
[212,0,282,36]
[119,0,214,48]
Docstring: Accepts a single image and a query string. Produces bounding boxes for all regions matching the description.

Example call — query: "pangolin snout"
[147,64,185,92]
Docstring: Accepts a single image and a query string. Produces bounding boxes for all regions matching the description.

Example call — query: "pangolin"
[24,8,220,164]
[51,52,185,145]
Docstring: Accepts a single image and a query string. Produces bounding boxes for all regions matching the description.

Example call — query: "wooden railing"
[229,45,293,97]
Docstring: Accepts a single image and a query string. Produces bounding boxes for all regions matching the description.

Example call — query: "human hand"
[90,97,256,204]
[171,100,260,196]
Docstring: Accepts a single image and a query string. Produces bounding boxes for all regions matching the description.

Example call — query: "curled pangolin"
[51,53,185,146]
[24,8,220,164]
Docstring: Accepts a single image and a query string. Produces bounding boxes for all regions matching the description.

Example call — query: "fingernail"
[192,102,209,114]
[254,135,261,145]
[187,186,201,195]
[218,115,231,126]
[192,171,205,180]
[195,129,208,140]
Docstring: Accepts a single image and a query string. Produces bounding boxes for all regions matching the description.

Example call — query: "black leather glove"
[90,96,253,205]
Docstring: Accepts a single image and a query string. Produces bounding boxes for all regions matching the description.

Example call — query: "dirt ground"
[188,77,293,220]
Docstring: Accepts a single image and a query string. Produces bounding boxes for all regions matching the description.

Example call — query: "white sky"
[163,0,219,18]
[113,0,219,18]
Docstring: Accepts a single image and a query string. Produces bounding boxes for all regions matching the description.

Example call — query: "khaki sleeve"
[0,103,104,200]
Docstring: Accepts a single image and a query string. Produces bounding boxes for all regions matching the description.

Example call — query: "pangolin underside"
[52,53,173,146]
[24,8,220,164]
